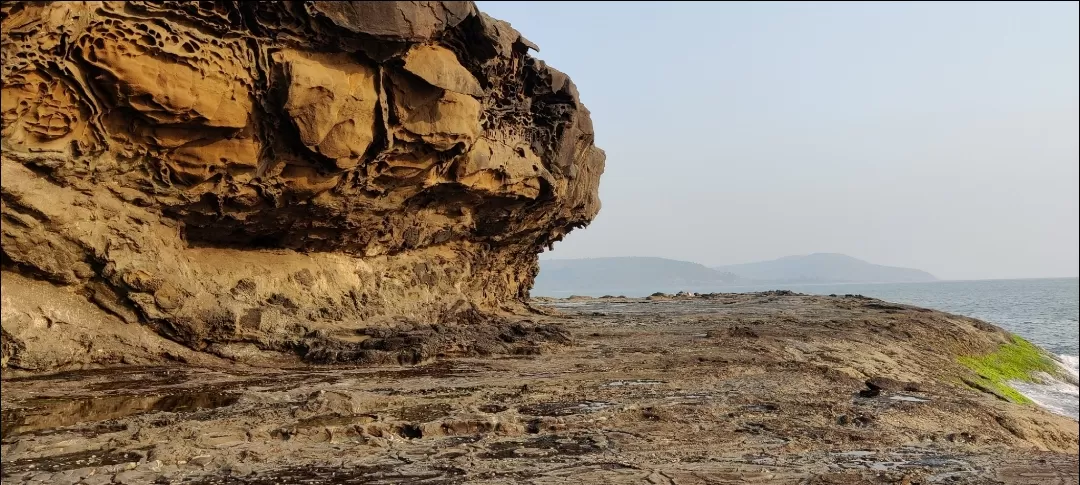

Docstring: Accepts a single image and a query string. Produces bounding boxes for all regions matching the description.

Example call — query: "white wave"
[1012,354,1080,421]
[1058,354,1079,382]
[1013,380,1079,421]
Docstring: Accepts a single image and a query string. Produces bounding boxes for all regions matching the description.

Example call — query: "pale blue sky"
[477,1,1080,280]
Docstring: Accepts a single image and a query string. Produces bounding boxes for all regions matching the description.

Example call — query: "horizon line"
[537,255,1077,282]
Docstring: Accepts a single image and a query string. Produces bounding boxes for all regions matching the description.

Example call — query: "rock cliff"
[0,2,605,370]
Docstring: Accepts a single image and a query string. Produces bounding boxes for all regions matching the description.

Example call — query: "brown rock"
[0,1,604,370]
[306,1,475,41]
[74,19,253,129]
[403,45,485,97]
[866,376,922,393]
[275,50,379,165]
[390,70,482,151]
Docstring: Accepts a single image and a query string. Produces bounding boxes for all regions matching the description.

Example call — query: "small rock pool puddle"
[0,360,497,440]
[1,390,240,440]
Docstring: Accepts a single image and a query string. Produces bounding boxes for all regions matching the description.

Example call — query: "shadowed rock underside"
[0,1,604,370]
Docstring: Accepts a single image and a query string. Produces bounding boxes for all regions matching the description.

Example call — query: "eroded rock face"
[0,1,604,370]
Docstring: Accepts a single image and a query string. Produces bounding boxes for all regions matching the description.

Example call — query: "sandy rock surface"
[3,294,1077,484]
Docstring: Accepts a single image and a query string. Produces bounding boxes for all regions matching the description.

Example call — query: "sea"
[544,277,1080,420]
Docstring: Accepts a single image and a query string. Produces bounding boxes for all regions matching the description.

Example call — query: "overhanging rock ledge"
[0,1,604,370]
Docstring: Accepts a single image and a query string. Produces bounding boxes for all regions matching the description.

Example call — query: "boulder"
[0,1,604,370]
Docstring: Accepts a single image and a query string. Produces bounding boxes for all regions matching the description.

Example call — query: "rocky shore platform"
[3,292,1077,484]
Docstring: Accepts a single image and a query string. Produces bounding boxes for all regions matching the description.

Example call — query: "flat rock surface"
[2,294,1077,484]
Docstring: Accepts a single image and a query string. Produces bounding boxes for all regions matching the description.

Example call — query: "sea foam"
[1011,354,1080,421]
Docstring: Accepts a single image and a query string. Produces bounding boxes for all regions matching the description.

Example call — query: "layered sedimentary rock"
[0,2,604,370]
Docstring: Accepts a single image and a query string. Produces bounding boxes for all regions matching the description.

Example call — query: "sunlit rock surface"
[0,1,604,370]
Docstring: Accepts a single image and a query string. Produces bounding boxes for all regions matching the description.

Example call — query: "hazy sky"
[477,1,1079,280]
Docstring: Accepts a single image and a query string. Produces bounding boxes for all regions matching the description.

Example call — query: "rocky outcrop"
[0,2,604,370]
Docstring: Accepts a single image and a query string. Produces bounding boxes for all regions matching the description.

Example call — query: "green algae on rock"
[958,335,1066,404]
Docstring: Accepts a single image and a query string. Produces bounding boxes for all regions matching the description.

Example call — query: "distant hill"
[712,253,937,284]
[533,257,738,296]
[531,253,938,296]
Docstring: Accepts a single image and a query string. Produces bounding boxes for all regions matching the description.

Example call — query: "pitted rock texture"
[0,1,604,371]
